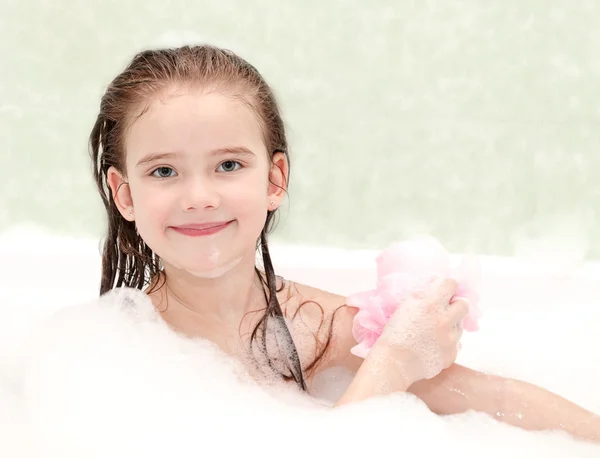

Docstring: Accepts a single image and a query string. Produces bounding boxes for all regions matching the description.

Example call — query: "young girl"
[89,45,599,442]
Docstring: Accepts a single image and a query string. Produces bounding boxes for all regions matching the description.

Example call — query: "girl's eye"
[151,167,177,178]
[217,160,242,173]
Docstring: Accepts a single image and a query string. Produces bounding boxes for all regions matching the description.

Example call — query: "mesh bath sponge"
[348,236,482,358]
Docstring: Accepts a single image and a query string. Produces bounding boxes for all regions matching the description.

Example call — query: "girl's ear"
[267,151,289,209]
[107,166,135,221]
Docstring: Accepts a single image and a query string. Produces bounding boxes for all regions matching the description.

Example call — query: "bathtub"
[0,224,599,457]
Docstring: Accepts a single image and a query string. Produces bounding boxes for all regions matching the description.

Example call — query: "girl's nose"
[180,178,219,211]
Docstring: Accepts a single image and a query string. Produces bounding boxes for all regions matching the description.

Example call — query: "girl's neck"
[145,253,270,351]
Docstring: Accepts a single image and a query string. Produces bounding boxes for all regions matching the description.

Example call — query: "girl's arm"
[304,288,600,442]
[334,345,412,406]
[408,363,600,443]
[288,282,599,441]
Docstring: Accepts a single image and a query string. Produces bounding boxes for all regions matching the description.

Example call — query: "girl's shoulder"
[279,279,363,376]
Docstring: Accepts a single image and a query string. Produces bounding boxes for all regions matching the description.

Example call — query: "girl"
[90,45,599,442]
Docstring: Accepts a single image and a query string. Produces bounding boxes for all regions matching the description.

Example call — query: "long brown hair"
[89,45,308,389]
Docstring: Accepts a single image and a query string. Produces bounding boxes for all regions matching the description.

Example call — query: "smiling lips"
[170,221,234,237]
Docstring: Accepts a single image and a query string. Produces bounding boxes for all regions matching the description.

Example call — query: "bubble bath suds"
[0,226,599,457]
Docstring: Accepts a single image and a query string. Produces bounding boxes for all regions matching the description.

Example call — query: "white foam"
[1,224,599,457]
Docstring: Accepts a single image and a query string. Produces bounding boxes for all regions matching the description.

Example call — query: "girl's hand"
[366,278,469,390]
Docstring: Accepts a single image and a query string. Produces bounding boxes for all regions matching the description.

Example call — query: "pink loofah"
[348,236,482,358]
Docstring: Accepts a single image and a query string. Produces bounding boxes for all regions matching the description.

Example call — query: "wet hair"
[89,45,313,389]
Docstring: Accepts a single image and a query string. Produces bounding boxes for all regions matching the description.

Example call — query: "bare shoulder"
[280,280,349,329]
[278,280,363,375]
[283,281,347,311]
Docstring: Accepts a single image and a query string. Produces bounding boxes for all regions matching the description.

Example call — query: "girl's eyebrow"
[136,151,178,167]
[136,146,256,167]
[210,146,256,158]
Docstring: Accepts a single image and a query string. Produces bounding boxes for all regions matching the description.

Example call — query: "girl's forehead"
[124,91,266,161]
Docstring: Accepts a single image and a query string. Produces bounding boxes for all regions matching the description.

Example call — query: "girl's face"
[108,88,286,278]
